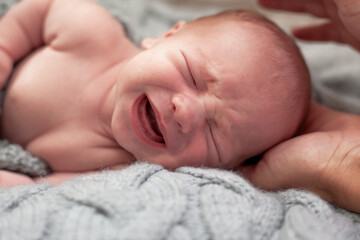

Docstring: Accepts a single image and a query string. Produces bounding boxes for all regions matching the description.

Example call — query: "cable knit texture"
[1,163,360,240]
[1,0,360,239]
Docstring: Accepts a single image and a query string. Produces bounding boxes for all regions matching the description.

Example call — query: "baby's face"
[112,20,298,169]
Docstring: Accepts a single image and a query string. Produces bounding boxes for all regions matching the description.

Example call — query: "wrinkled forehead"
[183,21,280,99]
[175,17,288,109]
[190,27,282,117]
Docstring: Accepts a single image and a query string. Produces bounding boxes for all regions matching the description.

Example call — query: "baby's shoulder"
[46,0,129,53]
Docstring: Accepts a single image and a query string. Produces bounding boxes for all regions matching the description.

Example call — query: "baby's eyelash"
[207,120,221,164]
[192,77,198,89]
[180,50,197,89]
[187,66,198,90]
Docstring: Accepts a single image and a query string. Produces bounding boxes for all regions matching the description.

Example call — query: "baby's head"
[112,10,310,170]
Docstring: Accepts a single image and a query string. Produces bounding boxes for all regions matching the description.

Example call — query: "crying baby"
[0,0,310,183]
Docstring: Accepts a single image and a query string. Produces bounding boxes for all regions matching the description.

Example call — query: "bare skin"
[0,0,138,173]
[0,2,308,187]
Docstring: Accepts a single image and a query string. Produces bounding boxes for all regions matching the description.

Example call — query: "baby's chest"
[1,48,103,145]
[0,49,132,171]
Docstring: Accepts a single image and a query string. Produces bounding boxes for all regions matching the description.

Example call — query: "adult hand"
[240,101,360,213]
[258,0,360,51]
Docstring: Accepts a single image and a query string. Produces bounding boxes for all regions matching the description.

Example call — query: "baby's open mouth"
[139,96,165,144]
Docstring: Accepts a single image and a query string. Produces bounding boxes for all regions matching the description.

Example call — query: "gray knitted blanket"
[1,1,360,239]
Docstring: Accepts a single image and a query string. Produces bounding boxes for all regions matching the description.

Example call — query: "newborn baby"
[0,0,310,177]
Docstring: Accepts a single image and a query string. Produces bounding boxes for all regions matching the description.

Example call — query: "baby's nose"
[171,94,204,134]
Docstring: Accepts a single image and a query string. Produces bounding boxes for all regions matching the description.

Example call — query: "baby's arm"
[34,164,130,186]
[0,0,54,88]
[0,0,129,89]
[0,170,82,187]
[0,170,35,187]
[0,163,130,188]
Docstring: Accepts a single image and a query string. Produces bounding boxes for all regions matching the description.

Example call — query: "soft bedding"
[1,0,360,239]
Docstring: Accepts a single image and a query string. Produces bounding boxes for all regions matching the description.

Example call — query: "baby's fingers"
[0,170,35,188]
[0,50,13,90]
[258,0,329,18]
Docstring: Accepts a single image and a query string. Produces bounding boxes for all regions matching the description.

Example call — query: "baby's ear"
[141,21,187,49]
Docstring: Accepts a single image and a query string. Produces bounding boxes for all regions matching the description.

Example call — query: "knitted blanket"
[2,163,360,240]
[1,1,360,239]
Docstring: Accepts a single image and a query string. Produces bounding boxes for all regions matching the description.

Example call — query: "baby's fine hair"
[198,10,311,133]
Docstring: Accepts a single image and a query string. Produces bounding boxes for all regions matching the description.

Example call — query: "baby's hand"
[0,171,92,187]
[0,0,53,89]
[0,170,35,188]
[258,0,360,51]
[0,50,12,90]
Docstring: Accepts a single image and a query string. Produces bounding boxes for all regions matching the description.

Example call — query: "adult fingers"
[293,22,360,50]
[239,137,318,191]
[292,22,344,42]
[239,133,338,201]
[240,158,294,191]
[241,130,360,213]
[257,0,330,18]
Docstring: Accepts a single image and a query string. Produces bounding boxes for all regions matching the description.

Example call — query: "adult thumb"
[239,157,295,191]
[238,141,318,191]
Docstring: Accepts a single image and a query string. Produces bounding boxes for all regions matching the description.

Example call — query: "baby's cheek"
[179,139,208,167]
